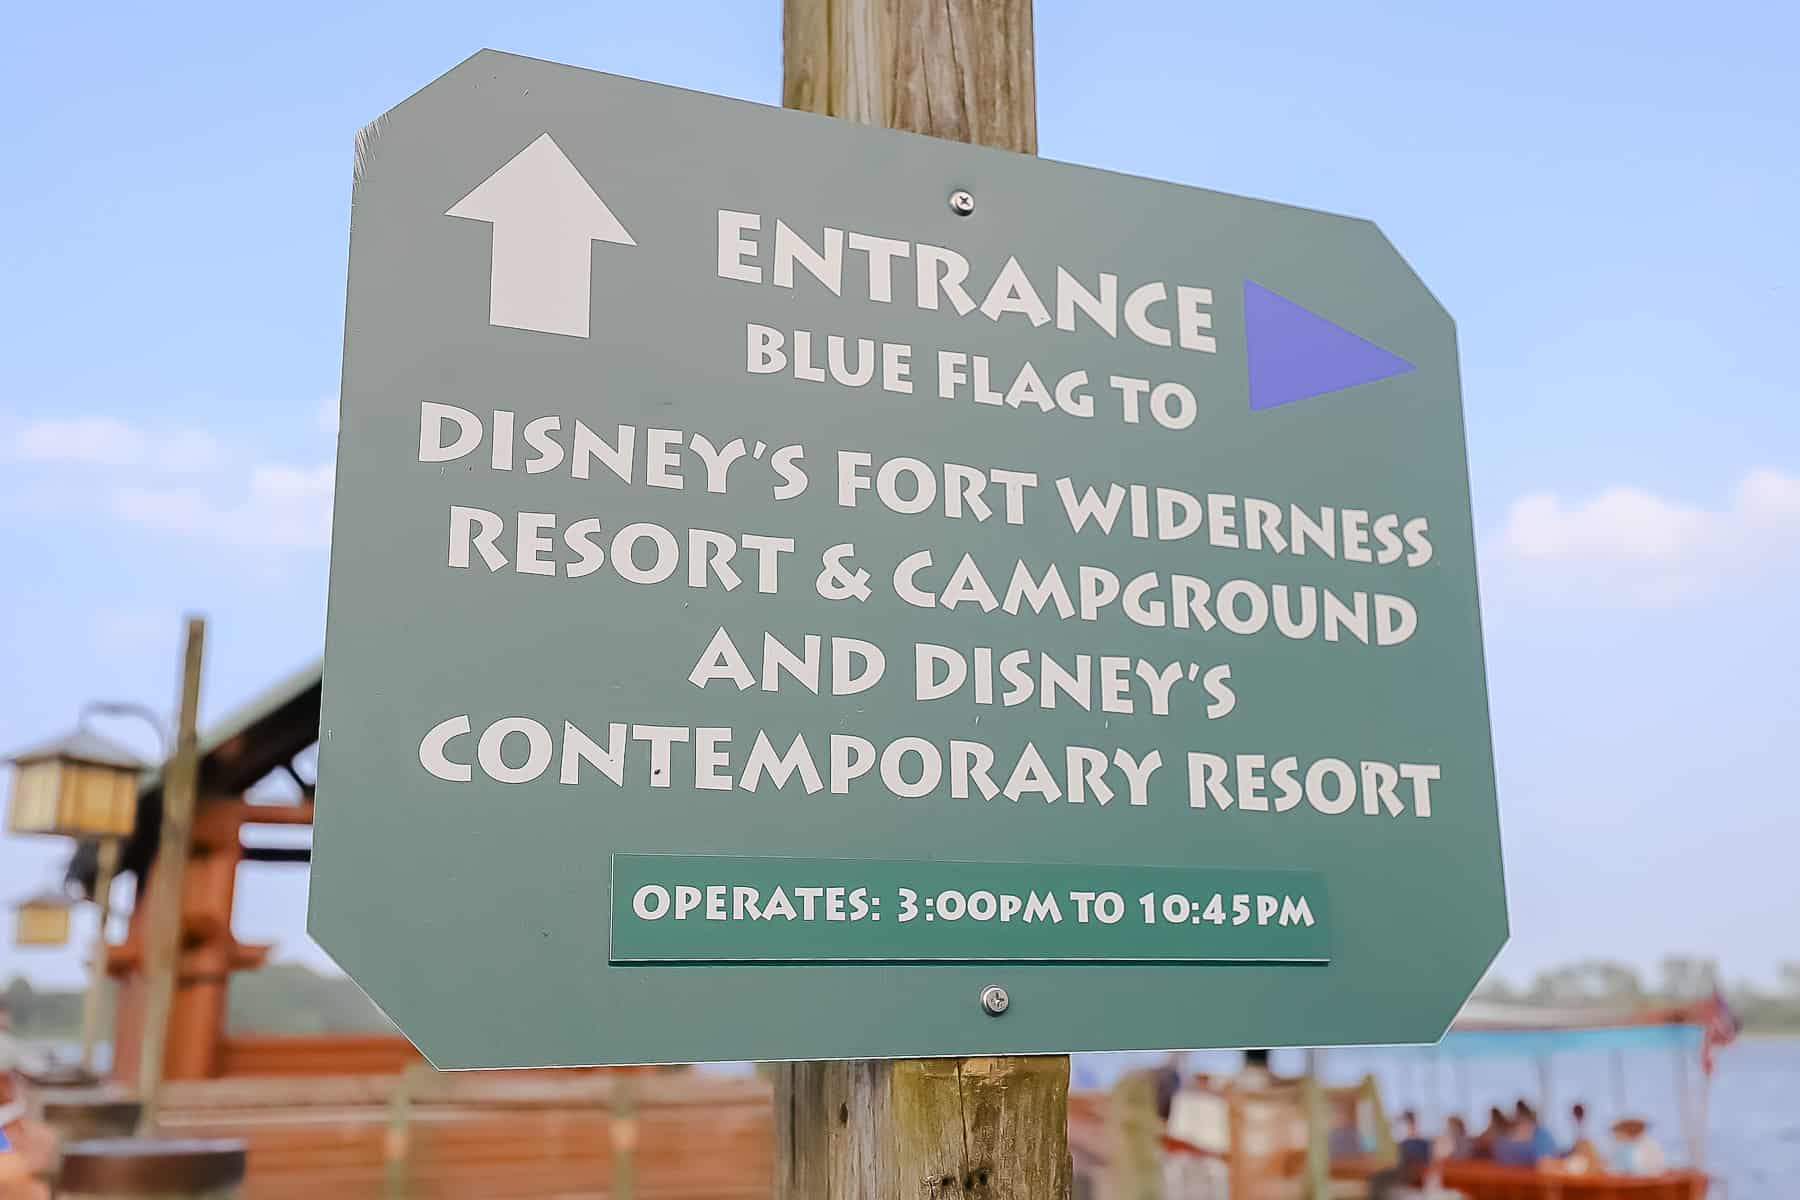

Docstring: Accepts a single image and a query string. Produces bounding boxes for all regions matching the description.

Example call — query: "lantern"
[5,728,145,839]
[14,889,74,947]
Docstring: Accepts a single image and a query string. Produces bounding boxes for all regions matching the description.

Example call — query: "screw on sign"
[312,50,1501,1072]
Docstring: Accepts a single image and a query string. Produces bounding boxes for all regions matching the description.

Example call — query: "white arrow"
[446,133,636,338]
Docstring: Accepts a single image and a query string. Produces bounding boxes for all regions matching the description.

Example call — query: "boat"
[1069,993,1735,1199]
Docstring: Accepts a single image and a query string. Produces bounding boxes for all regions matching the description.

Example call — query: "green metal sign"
[312,49,1505,1068]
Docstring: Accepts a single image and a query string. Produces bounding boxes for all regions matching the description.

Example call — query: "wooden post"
[1361,1074,1395,1161]
[783,0,1036,155]
[1107,1070,1164,1200]
[1301,1072,1330,1200]
[777,4,1062,1197]
[1225,1085,1247,1200]
[78,837,122,1073]
[776,1057,1070,1199]
[1673,1041,1701,1165]
[383,1064,417,1200]
[1535,1052,1552,1124]
[134,616,206,1133]
[611,1070,640,1200]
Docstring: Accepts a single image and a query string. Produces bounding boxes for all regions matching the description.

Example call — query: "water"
[40,1038,1798,1195]
[1690,1039,1799,1200]
[1072,1038,1799,1200]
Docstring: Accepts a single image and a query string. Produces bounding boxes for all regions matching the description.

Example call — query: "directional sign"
[313,50,1505,1069]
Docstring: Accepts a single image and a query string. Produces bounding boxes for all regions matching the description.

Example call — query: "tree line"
[1475,955,1800,1032]
[7,955,1797,1041]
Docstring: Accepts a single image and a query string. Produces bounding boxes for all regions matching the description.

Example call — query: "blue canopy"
[1437,1024,1700,1058]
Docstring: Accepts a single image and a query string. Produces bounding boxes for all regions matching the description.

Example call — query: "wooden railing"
[156,1068,774,1199]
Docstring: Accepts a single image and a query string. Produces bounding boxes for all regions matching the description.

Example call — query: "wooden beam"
[783,0,1037,153]
[777,7,1060,1195]
[212,798,316,826]
[135,615,206,1131]
[78,836,122,1073]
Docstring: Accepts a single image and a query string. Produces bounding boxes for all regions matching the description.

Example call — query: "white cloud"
[7,416,228,472]
[1501,488,1708,562]
[1491,467,1800,606]
[7,412,336,557]
[1735,466,1800,524]
[114,461,334,550]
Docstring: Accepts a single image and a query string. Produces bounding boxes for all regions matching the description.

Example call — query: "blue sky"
[2,1,1795,992]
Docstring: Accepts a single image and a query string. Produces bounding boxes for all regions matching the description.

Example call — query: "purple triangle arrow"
[1244,280,1414,411]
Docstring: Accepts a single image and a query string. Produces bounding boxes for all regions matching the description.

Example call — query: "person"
[1471,1107,1510,1159]
[1327,1095,1365,1160]
[1610,1117,1667,1175]
[1438,1113,1472,1160]
[1493,1102,1553,1167]
[1232,1048,1277,1091]
[1395,1110,1433,1168]
[1366,1110,1435,1200]
[1151,1053,1185,1122]
[1560,1102,1603,1173]
[1520,1100,1560,1159]
[1394,1110,1435,1183]
[0,1033,53,1200]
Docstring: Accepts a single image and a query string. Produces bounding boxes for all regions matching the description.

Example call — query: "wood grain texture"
[778,4,1060,1196]
[776,1057,1070,1199]
[783,0,1036,152]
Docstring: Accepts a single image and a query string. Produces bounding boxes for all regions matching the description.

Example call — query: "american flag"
[1700,988,1740,1075]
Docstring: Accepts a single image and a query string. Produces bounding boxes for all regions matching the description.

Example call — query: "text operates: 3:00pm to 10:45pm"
[626,883,1316,929]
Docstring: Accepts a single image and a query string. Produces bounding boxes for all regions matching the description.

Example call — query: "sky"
[2,1,1796,994]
